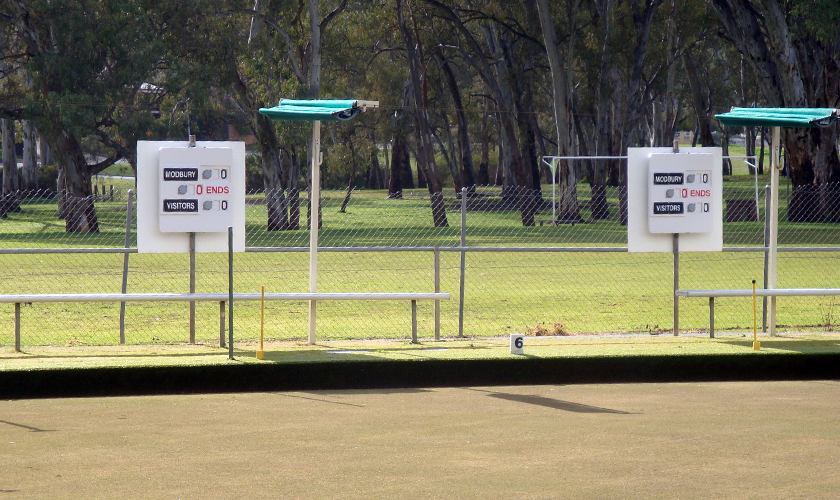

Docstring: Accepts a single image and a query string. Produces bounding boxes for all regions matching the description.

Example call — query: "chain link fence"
[2,175,839,347]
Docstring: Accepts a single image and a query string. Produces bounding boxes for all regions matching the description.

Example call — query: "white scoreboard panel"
[137,141,245,254]
[627,147,722,253]
[158,147,234,233]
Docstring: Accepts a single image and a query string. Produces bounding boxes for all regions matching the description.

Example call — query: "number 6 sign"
[510,334,525,355]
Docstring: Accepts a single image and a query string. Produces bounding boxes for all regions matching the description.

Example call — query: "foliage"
[1,0,839,228]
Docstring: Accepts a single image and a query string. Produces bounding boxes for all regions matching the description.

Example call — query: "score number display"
[647,153,715,234]
[159,147,234,233]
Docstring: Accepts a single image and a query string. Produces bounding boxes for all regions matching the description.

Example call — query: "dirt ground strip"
[2,381,839,499]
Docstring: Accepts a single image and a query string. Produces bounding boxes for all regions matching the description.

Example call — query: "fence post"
[189,232,196,344]
[458,187,467,337]
[673,233,679,336]
[434,247,440,341]
[228,226,234,359]
[219,301,226,348]
[762,184,770,332]
[15,302,21,352]
[119,190,133,344]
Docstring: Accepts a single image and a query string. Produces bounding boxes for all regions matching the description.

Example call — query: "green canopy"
[259,99,363,122]
[715,107,839,128]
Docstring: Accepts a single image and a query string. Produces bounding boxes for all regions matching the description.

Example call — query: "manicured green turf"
[2,333,839,371]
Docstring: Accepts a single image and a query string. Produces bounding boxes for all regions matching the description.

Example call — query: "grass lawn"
[1,167,839,346]
[2,332,839,371]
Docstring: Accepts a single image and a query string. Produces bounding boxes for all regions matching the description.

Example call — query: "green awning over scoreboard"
[259,99,375,122]
[715,107,839,128]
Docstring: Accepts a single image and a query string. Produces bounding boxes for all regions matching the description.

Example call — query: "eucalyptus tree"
[711,0,840,222]
[230,0,349,230]
[421,0,550,225]
[0,0,224,232]
[535,0,582,222]
[395,0,449,227]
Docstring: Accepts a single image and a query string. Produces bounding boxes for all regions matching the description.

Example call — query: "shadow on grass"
[304,388,434,396]
[0,419,55,432]
[720,339,840,354]
[467,388,635,414]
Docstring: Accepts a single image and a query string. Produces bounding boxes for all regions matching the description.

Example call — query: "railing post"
[189,232,196,344]
[434,247,440,341]
[709,297,715,338]
[15,302,21,352]
[228,226,234,359]
[411,299,418,344]
[673,233,679,336]
[458,187,467,337]
[119,189,133,344]
[219,301,226,348]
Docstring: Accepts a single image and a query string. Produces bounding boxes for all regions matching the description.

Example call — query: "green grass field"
[1,166,839,346]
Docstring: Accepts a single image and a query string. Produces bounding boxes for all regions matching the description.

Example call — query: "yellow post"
[257,285,266,359]
[752,280,760,350]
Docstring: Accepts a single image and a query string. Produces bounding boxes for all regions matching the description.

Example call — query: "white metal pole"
[768,126,780,336]
[308,120,321,344]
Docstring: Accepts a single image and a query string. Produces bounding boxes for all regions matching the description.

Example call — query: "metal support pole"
[411,299,418,344]
[762,184,770,332]
[14,302,21,352]
[119,189,133,344]
[458,187,467,337]
[189,232,196,344]
[709,297,715,338]
[219,301,226,348]
[308,120,321,345]
[768,127,781,336]
[434,247,441,341]
[673,233,679,336]
[551,160,557,225]
[228,226,234,359]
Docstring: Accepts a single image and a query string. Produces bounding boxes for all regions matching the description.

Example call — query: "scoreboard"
[626,147,722,253]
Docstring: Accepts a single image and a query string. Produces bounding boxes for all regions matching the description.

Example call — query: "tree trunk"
[787,126,840,222]
[488,25,537,225]
[397,0,447,227]
[388,133,412,198]
[432,111,464,194]
[721,128,732,175]
[288,148,302,230]
[340,136,357,212]
[48,129,98,232]
[366,132,383,189]
[39,132,52,169]
[477,97,490,185]
[56,165,67,219]
[256,114,289,231]
[758,128,766,175]
[2,119,20,214]
[745,127,757,173]
[438,51,476,193]
[534,0,579,223]
[21,120,38,191]
[683,49,715,147]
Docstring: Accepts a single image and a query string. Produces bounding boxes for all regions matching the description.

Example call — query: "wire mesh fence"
[1,178,840,347]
